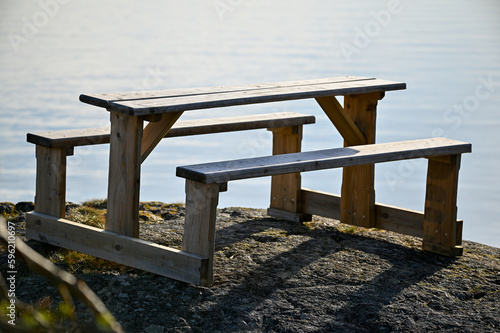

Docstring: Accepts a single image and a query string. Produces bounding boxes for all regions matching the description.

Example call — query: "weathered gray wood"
[27,112,316,148]
[79,76,374,108]
[27,127,111,148]
[26,212,209,285]
[80,77,406,116]
[176,138,472,184]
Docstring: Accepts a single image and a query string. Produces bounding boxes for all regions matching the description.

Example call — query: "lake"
[1,0,499,247]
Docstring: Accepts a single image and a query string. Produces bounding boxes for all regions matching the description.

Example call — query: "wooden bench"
[176,138,472,285]
[26,112,315,217]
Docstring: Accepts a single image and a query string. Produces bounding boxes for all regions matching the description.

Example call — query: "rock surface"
[1,201,499,332]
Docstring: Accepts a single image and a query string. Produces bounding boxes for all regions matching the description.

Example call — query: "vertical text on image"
[6,221,17,326]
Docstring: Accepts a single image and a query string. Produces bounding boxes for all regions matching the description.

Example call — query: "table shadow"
[204,216,457,332]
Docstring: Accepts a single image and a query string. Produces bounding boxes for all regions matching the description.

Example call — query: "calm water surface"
[1,0,499,247]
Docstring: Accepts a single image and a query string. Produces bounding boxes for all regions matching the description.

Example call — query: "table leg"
[340,92,384,228]
[106,111,144,238]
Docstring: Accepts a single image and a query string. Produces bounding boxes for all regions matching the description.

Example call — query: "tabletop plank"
[80,76,370,107]
[80,76,406,116]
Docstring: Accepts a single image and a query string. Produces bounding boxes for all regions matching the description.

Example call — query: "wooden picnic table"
[78,76,406,238]
[32,76,475,285]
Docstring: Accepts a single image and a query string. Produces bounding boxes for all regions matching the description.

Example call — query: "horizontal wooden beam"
[301,188,341,220]
[300,189,462,240]
[375,202,425,238]
[26,212,209,285]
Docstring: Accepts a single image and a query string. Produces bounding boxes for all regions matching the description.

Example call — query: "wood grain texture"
[176,138,471,184]
[315,96,366,146]
[27,113,316,148]
[375,203,426,238]
[80,77,406,116]
[182,180,221,286]
[300,188,341,220]
[269,126,302,214]
[141,111,183,163]
[340,92,382,228]
[26,212,208,285]
[34,146,67,217]
[299,189,463,239]
[106,111,143,237]
[423,155,463,256]
[79,76,374,108]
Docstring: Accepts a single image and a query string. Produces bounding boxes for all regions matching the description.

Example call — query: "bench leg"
[267,126,311,222]
[34,146,67,217]
[341,92,384,228]
[182,180,222,286]
[423,155,463,256]
[106,111,143,238]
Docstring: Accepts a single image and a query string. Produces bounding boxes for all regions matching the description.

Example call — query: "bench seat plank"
[27,112,315,148]
[80,77,406,116]
[176,138,471,184]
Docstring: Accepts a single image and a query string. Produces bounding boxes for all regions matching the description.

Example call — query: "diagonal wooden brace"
[315,96,366,146]
[141,111,183,163]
